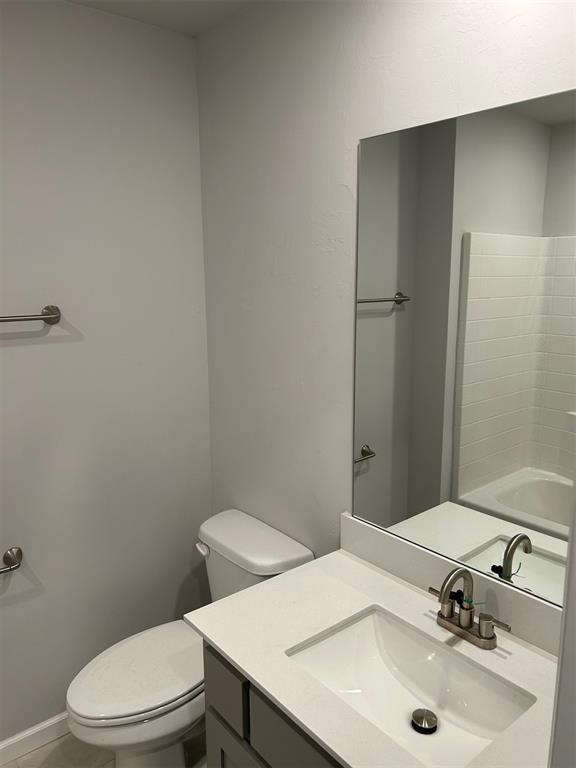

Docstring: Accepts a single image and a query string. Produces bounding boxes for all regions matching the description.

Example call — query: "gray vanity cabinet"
[206,709,268,768]
[204,644,343,768]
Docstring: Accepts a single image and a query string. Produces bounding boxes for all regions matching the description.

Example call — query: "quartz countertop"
[184,550,557,768]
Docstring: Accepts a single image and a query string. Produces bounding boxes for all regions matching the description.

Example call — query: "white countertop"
[184,550,557,768]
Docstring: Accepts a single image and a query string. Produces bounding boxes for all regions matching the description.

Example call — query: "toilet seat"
[67,621,204,728]
[68,693,206,756]
[69,684,204,727]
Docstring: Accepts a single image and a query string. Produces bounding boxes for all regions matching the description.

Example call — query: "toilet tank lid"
[198,509,314,576]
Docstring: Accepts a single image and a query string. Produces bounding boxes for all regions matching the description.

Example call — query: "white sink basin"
[460,536,566,604]
[287,607,536,767]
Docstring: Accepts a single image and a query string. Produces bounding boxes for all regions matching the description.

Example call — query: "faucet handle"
[492,617,512,632]
[449,589,466,606]
[478,612,512,639]
[427,586,468,606]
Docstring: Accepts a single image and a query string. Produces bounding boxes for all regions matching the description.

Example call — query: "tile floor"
[2,733,206,768]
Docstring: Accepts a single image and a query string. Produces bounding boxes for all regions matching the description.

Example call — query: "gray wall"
[407,121,457,516]
[198,0,576,555]
[0,1,211,739]
[354,130,419,527]
[544,122,576,236]
[354,121,457,527]
[453,108,551,238]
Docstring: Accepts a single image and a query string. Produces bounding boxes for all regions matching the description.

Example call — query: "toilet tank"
[197,509,314,601]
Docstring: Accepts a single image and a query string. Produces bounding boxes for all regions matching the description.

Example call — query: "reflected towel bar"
[0,305,61,325]
[357,292,411,305]
[354,444,376,464]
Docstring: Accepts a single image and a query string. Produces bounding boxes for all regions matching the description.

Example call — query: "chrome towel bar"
[0,547,23,575]
[354,444,376,464]
[0,305,61,325]
[357,291,411,305]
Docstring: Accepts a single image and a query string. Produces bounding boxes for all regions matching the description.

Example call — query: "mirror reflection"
[353,90,576,606]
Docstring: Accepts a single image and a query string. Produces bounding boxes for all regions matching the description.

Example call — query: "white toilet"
[66,509,313,768]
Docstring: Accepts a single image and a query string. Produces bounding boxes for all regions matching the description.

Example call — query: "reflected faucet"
[492,533,533,581]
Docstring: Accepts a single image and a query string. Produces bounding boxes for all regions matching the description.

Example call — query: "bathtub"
[460,467,574,540]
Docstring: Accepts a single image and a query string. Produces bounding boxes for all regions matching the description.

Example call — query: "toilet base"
[116,740,186,768]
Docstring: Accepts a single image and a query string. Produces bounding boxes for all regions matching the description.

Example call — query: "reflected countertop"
[389,501,567,604]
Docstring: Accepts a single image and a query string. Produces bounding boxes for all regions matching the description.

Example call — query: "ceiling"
[70,0,262,37]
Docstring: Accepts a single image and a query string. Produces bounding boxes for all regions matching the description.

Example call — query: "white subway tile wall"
[456,233,576,494]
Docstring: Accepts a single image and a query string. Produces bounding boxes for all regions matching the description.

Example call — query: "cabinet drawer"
[249,688,340,768]
[206,708,269,768]
[204,644,249,738]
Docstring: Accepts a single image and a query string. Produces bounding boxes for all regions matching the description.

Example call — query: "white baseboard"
[0,713,69,766]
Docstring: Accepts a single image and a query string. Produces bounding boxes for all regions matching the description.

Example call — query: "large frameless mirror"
[353,89,576,607]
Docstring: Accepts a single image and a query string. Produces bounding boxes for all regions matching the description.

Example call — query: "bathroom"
[0,1,574,767]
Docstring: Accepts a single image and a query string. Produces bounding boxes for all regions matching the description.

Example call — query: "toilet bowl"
[67,620,205,768]
[67,509,314,768]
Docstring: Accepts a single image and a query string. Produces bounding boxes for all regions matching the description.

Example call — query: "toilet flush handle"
[196,541,210,558]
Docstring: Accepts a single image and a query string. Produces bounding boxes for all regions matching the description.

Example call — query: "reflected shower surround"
[455,232,575,536]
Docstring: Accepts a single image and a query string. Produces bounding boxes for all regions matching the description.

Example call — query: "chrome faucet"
[492,533,533,581]
[429,567,511,650]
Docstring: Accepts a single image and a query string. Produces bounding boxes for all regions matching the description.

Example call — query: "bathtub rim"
[459,466,573,541]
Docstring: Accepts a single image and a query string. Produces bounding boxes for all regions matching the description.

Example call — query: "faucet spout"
[501,533,533,580]
[438,567,474,618]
